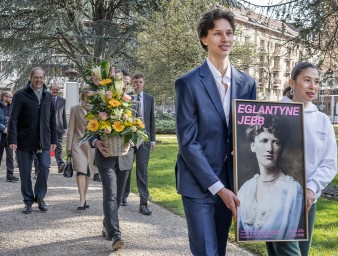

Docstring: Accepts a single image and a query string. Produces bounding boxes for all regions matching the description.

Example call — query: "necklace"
[259,171,280,182]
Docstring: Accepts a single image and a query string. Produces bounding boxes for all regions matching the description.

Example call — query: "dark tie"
[136,94,141,117]
[53,97,57,105]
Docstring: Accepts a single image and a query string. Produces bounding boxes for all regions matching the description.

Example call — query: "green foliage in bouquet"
[79,60,148,146]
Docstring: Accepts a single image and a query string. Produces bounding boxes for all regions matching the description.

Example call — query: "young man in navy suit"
[175,9,256,255]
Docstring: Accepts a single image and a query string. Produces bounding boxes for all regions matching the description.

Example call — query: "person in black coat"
[0,91,19,182]
[7,67,57,214]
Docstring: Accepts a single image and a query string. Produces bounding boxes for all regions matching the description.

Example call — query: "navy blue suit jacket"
[175,60,256,199]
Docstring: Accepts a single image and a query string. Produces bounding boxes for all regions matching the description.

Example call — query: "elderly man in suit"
[50,83,67,173]
[122,73,156,215]
[175,9,256,255]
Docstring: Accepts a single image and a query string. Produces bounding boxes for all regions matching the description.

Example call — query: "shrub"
[156,119,176,134]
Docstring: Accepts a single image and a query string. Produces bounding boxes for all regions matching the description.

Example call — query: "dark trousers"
[182,195,232,256]
[100,164,130,238]
[0,133,14,177]
[54,132,64,168]
[17,150,50,205]
[124,143,150,205]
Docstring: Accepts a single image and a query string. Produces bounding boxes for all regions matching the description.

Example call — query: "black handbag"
[63,155,74,178]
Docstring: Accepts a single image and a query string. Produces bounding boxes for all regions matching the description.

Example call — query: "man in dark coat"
[8,67,57,214]
[0,91,19,182]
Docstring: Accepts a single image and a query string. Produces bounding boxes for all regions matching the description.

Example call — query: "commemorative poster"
[233,100,308,242]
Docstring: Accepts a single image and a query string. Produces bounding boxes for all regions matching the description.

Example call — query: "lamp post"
[64,62,79,123]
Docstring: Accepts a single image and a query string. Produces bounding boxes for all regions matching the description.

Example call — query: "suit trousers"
[134,142,151,205]
[115,166,130,207]
[0,133,14,176]
[17,149,50,204]
[99,165,129,238]
[54,132,64,168]
[182,195,232,256]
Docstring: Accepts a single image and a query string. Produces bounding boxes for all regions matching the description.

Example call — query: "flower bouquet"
[79,60,148,156]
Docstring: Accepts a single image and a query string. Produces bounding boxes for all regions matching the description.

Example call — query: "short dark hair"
[132,72,144,80]
[197,9,236,52]
[121,68,130,77]
[246,115,289,149]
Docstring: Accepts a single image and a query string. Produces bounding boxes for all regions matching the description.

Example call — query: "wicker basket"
[101,135,128,156]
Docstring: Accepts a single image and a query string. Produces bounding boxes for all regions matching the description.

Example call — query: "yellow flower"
[136,118,145,129]
[99,78,112,86]
[99,120,110,129]
[87,120,99,132]
[124,121,134,127]
[125,110,132,117]
[112,121,125,132]
[108,99,122,107]
[86,113,95,120]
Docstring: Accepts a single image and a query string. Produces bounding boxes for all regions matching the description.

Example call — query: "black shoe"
[112,234,125,251]
[58,163,67,173]
[93,173,101,182]
[139,204,152,215]
[22,204,32,214]
[77,201,87,210]
[120,200,127,206]
[37,198,48,211]
[6,175,19,182]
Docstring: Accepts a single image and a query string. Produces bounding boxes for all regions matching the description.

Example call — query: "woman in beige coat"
[66,87,98,210]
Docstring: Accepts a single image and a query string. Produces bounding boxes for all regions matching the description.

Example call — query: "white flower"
[113,109,124,119]
[98,89,106,102]
[91,66,102,80]
[114,80,124,95]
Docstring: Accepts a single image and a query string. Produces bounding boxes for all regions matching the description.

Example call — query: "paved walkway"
[0,165,255,256]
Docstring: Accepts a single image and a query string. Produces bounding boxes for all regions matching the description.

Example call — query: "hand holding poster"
[233,100,308,242]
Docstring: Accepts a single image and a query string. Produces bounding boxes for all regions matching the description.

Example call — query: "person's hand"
[151,142,156,151]
[3,127,7,134]
[217,187,240,222]
[51,144,56,151]
[306,188,316,213]
[67,150,72,156]
[9,144,17,151]
[124,143,130,152]
[95,140,110,157]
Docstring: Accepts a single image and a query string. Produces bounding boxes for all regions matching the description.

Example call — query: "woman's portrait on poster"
[237,114,305,241]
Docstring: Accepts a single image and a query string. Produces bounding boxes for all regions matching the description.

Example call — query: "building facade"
[234,9,299,101]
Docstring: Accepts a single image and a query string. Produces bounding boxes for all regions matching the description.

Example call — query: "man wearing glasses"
[0,91,19,182]
[8,67,57,214]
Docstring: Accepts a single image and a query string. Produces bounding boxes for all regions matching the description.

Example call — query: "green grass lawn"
[129,135,338,256]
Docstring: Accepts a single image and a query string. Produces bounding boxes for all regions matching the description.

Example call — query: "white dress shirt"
[206,58,232,195]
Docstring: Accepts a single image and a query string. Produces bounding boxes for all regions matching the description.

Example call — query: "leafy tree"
[240,0,338,65]
[134,0,255,104]
[0,0,155,88]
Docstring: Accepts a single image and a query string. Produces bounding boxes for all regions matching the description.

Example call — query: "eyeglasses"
[6,96,13,98]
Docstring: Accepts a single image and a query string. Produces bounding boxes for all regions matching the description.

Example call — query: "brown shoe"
[112,234,125,251]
